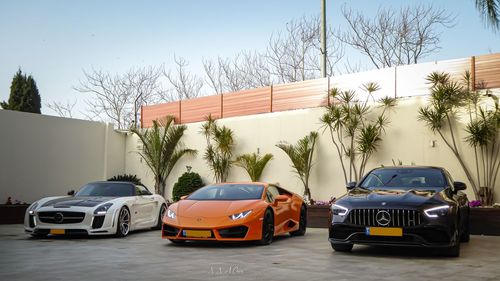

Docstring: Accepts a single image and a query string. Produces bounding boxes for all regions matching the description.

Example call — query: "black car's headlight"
[229,210,252,220]
[27,202,39,215]
[94,203,113,215]
[167,209,176,219]
[331,204,348,216]
[424,205,450,218]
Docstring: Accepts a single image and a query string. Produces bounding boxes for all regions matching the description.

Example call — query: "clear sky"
[1,0,499,118]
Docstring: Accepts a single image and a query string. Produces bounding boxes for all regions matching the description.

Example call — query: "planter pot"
[307,205,330,228]
[0,204,29,224]
[470,207,500,236]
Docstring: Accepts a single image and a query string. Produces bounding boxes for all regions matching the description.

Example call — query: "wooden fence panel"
[223,87,271,118]
[272,78,329,112]
[141,101,180,128]
[476,53,500,89]
[180,95,222,124]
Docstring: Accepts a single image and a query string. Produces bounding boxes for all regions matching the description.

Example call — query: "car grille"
[38,211,85,224]
[346,209,423,227]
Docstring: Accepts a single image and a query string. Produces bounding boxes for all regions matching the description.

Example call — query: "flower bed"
[0,204,29,224]
[307,205,331,228]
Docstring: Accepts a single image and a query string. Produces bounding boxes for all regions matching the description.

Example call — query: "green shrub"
[172,172,204,201]
[107,174,143,185]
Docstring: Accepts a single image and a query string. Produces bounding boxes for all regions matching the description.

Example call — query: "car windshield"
[75,182,134,197]
[187,184,264,200]
[359,168,447,191]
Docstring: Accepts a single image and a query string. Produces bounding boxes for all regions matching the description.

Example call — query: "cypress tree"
[1,69,41,113]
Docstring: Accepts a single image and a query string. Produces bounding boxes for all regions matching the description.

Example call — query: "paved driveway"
[0,225,499,281]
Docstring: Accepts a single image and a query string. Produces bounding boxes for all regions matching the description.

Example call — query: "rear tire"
[257,209,274,245]
[331,242,353,252]
[290,205,307,236]
[115,207,130,237]
[153,204,167,230]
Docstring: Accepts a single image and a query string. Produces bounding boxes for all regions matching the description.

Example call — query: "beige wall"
[126,91,499,203]
[0,110,126,203]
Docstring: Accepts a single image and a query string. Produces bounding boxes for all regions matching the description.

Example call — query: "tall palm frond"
[131,116,196,195]
[475,0,500,31]
[235,153,274,182]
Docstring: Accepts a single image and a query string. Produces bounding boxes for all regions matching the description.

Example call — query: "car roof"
[371,166,445,171]
[88,181,137,185]
[211,182,269,187]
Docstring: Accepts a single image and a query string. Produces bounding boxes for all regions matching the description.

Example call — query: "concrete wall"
[126,91,500,203]
[0,110,126,203]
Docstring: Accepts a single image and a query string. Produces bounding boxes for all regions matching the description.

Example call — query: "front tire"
[153,204,167,230]
[257,209,274,245]
[115,207,131,237]
[460,213,470,243]
[290,205,307,236]
[331,243,353,252]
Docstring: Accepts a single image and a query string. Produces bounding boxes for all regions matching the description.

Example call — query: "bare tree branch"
[164,56,203,100]
[46,99,77,118]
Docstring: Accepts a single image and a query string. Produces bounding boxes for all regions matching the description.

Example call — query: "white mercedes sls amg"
[24,181,167,237]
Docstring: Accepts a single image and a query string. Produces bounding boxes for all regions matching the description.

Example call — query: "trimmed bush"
[108,174,143,185]
[172,172,204,201]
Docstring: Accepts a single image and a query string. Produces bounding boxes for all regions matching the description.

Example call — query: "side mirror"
[274,194,289,203]
[67,190,75,196]
[453,181,466,191]
[346,182,357,190]
[180,195,187,200]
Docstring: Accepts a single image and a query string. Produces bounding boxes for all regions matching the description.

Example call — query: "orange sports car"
[162,182,307,245]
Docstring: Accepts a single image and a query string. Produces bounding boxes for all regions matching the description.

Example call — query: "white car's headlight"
[229,210,252,220]
[331,204,348,216]
[94,203,113,215]
[424,205,450,218]
[27,202,39,215]
[167,209,176,219]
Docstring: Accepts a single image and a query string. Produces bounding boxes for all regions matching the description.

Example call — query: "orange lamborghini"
[162,182,307,245]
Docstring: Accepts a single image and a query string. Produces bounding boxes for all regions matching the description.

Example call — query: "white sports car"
[24,181,167,237]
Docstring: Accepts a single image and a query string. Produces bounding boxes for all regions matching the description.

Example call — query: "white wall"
[126,92,499,203]
[0,110,126,203]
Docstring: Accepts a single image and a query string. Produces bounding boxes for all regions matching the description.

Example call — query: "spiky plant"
[201,115,235,183]
[131,116,196,196]
[276,132,318,200]
[235,153,274,182]
[320,82,396,183]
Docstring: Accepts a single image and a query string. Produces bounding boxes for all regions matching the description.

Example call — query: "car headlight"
[27,202,39,215]
[167,209,176,219]
[331,204,348,216]
[229,210,252,220]
[424,205,450,218]
[94,203,113,215]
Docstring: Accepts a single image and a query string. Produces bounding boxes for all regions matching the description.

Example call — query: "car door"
[132,185,156,228]
[267,185,290,233]
[445,171,468,230]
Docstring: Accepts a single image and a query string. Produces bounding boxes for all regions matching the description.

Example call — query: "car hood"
[173,199,260,218]
[338,187,447,207]
[41,196,116,208]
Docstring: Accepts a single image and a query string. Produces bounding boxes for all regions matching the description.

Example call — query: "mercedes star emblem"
[54,212,64,223]
[376,210,391,226]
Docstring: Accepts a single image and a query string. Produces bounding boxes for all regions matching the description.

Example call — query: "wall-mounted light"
[430,140,436,147]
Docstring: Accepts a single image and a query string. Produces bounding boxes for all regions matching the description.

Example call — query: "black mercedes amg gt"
[329,166,469,257]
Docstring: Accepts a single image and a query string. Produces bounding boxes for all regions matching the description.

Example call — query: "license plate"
[50,229,65,235]
[183,230,211,238]
[365,227,402,237]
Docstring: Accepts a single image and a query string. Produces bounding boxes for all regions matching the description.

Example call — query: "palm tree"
[201,115,235,183]
[131,116,196,196]
[276,132,318,201]
[235,153,274,182]
[475,0,500,32]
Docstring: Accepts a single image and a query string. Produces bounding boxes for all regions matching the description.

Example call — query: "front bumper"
[24,207,119,236]
[329,223,455,248]
[162,219,263,242]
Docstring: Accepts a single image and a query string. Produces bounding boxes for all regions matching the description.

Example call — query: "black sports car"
[329,166,469,257]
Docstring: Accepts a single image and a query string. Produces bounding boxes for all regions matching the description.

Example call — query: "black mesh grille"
[162,224,179,236]
[218,226,248,238]
[29,215,36,228]
[347,209,423,227]
[38,211,85,224]
[92,216,105,229]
